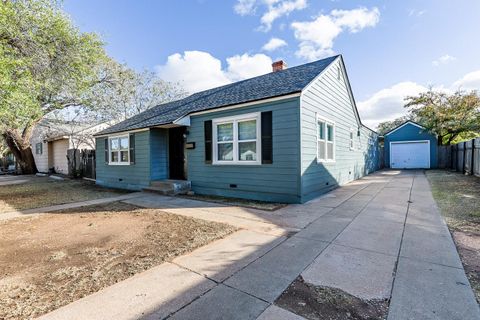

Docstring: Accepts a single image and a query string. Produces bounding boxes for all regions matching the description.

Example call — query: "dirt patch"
[0,176,128,213]
[276,277,388,320]
[452,229,480,302]
[426,170,480,302]
[0,202,236,319]
[180,193,286,211]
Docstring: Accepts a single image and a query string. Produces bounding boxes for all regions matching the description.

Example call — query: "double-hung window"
[109,136,129,165]
[317,116,335,162]
[35,142,42,155]
[213,113,261,165]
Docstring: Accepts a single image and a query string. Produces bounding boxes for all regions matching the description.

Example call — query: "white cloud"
[260,0,307,31]
[156,51,272,93]
[432,54,456,66]
[332,7,381,32]
[292,7,380,61]
[357,82,427,129]
[262,37,288,51]
[408,9,426,17]
[226,53,273,81]
[452,70,480,91]
[234,0,308,31]
[234,0,257,15]
[358,69,480,129]
[156,51,230,93]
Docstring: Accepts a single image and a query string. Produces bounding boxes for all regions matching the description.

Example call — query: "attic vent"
[337,66,341,80]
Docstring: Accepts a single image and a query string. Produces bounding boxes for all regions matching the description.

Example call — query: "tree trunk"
[2,129,38,174]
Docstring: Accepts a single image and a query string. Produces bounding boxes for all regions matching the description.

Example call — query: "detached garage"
[384,121,437,169]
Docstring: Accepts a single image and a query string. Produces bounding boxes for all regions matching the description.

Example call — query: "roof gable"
[300,56,376,134]
[384,121,426,136]
[97,55,339,136]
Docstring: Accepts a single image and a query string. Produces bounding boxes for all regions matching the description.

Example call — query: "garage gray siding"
[300,58,379,202]
[96,130,151,190]
[187,97,301,203]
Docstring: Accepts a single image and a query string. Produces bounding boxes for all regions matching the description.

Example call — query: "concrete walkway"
[38,170,479,320]
[0,192,144,221]
[0,174,36,186]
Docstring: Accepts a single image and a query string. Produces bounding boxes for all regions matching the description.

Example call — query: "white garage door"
[390,141,430,169]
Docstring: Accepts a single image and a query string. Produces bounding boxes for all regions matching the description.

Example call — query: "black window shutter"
[104,138,109,164]
[129,133,135,164]
[261,111,273,164]
[204,120,212,164]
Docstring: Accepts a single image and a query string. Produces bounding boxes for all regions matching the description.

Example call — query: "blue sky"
[64,0,480,128]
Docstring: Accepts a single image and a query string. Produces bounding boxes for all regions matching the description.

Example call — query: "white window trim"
[212,112,262,165]
[108,135,130,165]
[317,115,335,163]
[349,128,355,151]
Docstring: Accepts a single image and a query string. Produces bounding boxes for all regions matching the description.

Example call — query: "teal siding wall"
[150,128,169,180]
[384,123,438,168]
[95,130,151,190]
[300,58,379,202]
[187,98,301,203]
[94,60,379,203]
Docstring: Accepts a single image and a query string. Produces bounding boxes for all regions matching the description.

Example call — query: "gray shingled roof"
[97,55,339,135]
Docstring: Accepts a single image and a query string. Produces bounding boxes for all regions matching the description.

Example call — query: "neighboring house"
[31,120,110,174]
[0,152,15,172]
[384,120,438,169]
[94,55,380,203]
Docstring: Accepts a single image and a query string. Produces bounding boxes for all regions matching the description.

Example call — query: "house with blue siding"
[384,121,438,169]
[94,55,380,203]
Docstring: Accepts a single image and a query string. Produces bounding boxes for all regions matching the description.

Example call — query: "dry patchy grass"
[0,202,236,319]
[0,176,127,213]
[180,193,286,211]
[426,170,480,302]
[426,170,480,229]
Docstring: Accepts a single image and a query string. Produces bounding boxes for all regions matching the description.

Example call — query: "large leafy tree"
[90,62,187,122]
[376,116,411,135]
[0,137,11,169]
[0,0,108,173]
[404,90,480,145]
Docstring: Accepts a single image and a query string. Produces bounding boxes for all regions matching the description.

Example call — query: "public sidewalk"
[0,192,144,221]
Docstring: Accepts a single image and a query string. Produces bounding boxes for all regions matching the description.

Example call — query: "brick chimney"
[272,60,287,72]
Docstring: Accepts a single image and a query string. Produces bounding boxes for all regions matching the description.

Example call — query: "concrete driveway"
[39,170,479,320]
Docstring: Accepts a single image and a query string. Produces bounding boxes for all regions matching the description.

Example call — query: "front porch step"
[143,179,191,195]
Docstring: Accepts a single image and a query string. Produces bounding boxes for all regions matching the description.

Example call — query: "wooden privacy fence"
[67,149,96,179]
[438,138,480,176]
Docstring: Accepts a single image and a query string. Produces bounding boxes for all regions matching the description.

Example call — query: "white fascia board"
[94,128,150,138]
[173,115,191,126]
